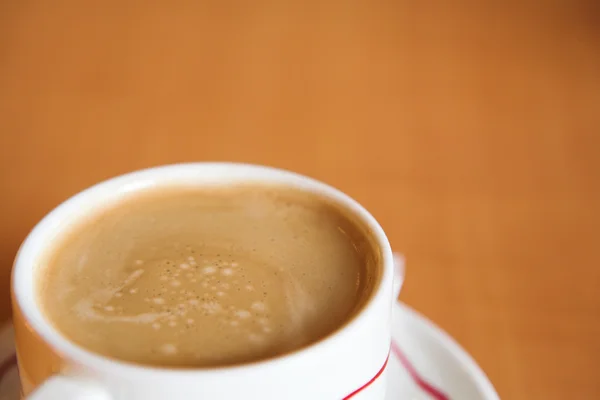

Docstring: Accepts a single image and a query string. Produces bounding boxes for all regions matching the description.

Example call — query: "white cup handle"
[27,376,111,400]
[392,252,405,300]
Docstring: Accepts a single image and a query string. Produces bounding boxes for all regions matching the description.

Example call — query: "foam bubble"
[160,344,177,355]
[220,283,230,289]
[235,310,251,319]
[245,285,254,291]
[202,266,216,274]
[191,278,197,283]
[187,256,195,262]
[258,317,269,325]
[104,306,114,312]
[221,268,234,276]
[187,318,194,324]
[248,333,263,343]
[262,326,272,333]
[135,260,144,265]
[188,299,199,306]
[129,288,138,294]
[168,321,177,327]
[202,301,222,314]
[251,301,266,312]
[170,280,181,287]
[125,269,145,285]
[114,293,122,298]
[230,320,239,327]
[216,291,225,297]
[160,276,168,281]
[231,262,238,267]
[179,263,190,270]
[152,298,165,305]
[152,323,161,330]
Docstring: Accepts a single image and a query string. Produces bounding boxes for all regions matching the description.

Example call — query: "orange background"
[1,1,599,399]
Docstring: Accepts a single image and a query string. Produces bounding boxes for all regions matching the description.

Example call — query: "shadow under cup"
[11,164,394,399]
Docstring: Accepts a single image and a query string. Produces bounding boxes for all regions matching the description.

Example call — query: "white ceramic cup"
[12,163,403,400]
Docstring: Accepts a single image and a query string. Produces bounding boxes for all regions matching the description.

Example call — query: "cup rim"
[12,162,394,378]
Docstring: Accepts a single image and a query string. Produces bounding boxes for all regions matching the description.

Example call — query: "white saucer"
[388,302,499,400]
[0,302,499,400]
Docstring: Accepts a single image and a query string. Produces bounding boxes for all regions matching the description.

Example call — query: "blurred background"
[1,1,599,398]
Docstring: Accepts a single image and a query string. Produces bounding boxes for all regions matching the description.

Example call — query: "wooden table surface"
[1,1,599,398]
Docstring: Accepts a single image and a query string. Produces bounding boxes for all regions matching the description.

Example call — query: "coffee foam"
[38,184,379,367]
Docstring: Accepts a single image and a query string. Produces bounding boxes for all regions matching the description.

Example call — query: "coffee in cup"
[37,183,381,367]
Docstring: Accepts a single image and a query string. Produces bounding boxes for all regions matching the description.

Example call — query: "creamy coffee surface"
[38,184,378,367]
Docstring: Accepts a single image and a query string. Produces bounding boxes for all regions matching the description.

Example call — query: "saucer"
[0,302,499,400]
[387,302,499,400]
